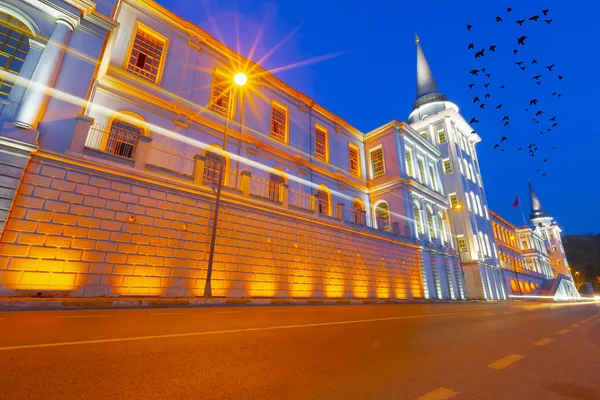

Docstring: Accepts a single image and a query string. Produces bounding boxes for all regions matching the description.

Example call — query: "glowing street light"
[204,72,248,298]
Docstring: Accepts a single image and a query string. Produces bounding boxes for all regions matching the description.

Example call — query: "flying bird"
[466,24,473,31]
[473,97,480,103]
[525,108,529,112]
[513,49,518,55]
[545,19,553,25]
[520,66,526,71]
[533,75,542,80]
[486,73,491,78]
[471,130,477,135]
[530,99,538,105]
[552,92,557,96]
[552,146,556,150]
[468,43,475,50]
[502,116,510,121]
[546,64,555,71]
[553,122,558,127]
[496,16,503,22]
[516,19,525,26]
[470,69,479,75]
[481,67,487,72]
[536,110,543,116]
[507,7,512,12]
[475,49,485,58]
[542,173,547,177]
[549,116,556,121]
[469,83,474,89]
[518,36,527,45]
[542,9,549,15]
[501,136,507,142]
[531,59,537,64]
[496,104,502,109]
[558,75,564,80]
[500,85,506,89]
[470,118,479,124]
[494,144,500,149]
[504,121,509,126]
[480,103,486,109]
[536,81,542,85]
[543,159,548,163]
[490,45,497,51]
[529,15,540,22]
[518,147,522,151]
[485,93,491,99]
[516,61,524,66]
[484,83,490,88]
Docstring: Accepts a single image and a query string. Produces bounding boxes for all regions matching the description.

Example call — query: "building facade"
[0,0,572,300]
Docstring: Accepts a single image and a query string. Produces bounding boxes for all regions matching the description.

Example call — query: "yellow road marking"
[0,309,493,352]
[57,315,112,319]
[416,387,458,400]
[534,338,554,346]
[267,310,290,313]
[148,313,186,316]
[488,354,524,370]
[215,311,244,314]
[557,329,570,334]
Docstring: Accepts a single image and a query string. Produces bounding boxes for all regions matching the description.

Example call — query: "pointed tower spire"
[413,35,447,110]
[528,181,549,221]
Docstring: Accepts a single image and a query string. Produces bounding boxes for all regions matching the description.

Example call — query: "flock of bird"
[464,7,564,177]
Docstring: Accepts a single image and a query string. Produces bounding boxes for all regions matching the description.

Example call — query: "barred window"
[375,202,391,233]
[348,144,360,176]
[0,12,33,99]
[428,164,437,190]
[106,120,143,159]
[268,173,284,202]
[449,194,458,209]
[414,203,424,235]
[316,188,330,216]
[370,147,385,178]
[127,28,166,84]
[203,151,224,184]
[438,129,447,144]
[210,70,230,116]
[270,102,287,143]
[352,198,363,224]
[457,235,467,252]
[426,207,436,239]
[405,150,413,177]
[417,158,426,184]
[443,158,452,174]
[315,126,328,162]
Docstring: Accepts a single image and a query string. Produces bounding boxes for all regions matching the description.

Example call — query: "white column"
[14,17,75,129]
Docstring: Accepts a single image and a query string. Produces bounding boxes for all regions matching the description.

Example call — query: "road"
[0,301,599,400]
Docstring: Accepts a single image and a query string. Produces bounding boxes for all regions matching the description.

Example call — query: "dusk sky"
[158,0,599,234]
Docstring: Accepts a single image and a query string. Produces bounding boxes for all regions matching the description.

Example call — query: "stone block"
[66,171,89,184]
[99,188,120,200]
[75,184,99,197]
[93,209,115,220]
[51,179,76,192]
[95,241,117,252]
[43,200,70,213]
[119,193,139,204]
[21,270,50,285]
[77,217,101,229]
[105,200,126,212]
[82,251,106,262]
[89,176,111,189]
[0,243,30,257]
[6,219,37,232]
[109,232,131,242]
[40,165,66,179]
[100,274,123,286]
[32,187,60,201]
[59,192,84,205]
[57,248,83,261]
[101,220,122,231]
[70,205,94,217]
[88,229,110,240]
[71,238,95,250]
[122,275,143,287]
[131,186,149,197]
[8,258,39,271]
[29,246,58,259]
[117,243,137,254]
[83,196,106,208]
[14,195,44,209]
[48,272,76,286]
[18,233,46,246]
[106,253,127,264]
[111,181,131,193]
[45,235,72,247]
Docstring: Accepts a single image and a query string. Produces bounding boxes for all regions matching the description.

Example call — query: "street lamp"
[204,72,247,298]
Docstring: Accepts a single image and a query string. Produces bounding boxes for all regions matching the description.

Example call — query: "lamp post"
[204,72,247,298]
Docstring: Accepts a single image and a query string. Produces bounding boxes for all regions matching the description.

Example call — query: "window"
[316,188,330,216]
[203,151,224,184]
[470,192,477,214]
[420,131,429,141]
[457,235,467,252]
[485,234,492,257]
[476,195,483,217]
[106,120,143,159]
[348,144,360,176]
[449,194,458,209]
[0,13,33,99]
[426,207,436,239]
[370,147,385,178]
[417,157,426,184]
[465,193,471,210]
[469,164,476,183]
[270,102,287,143]
[463,159,470,180]
[352,199,364,224]
[522,241,529,250]
[127,26,166,84]
[438,130,447,144]
[315,125,328,162]
[428,164,437,190]
[405,149,414,177]
[268,173,285,202]
[374,201,391,232]
[414,202,424,235]
[438,214,446,242]
[210,69,231,116]
[443,158,452,174]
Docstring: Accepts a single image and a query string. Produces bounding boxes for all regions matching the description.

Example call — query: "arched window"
[476,194,483,216]
[478,232,487,256]
[470,192,477,215]
[316,186,330,216]
[485,234,492,258]
[203,149,225,184]
[510,279,518,293]
[465,193,471,210]
[352,198,364,225]
[106,119,144,159]
[426,206,436,239]
[374,201,391,232]
[413,202,424,236]
[438,213,446,243]
[0,12,33,99]
[463,159,470,180]
[268,171,285,202]
[469,164,476,183]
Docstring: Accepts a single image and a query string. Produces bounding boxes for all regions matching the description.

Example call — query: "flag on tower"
[511,196,520,209]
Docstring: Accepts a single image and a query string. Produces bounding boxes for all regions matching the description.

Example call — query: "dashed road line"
[149,312,186,316]
[58,315,112,319]
[304,309,326,312]
[338,307,355,310]
[534,338,554,347]
[416,387,458,400]
[570,323,580,328]
[557,329,570,335]
[267,310,290,313]
[215,311,244,314]
[488,354,524,370]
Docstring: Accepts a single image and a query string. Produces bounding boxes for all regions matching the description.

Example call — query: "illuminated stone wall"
[0,154,424,299]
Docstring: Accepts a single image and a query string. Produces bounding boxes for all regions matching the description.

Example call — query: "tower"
[408,37,506,300]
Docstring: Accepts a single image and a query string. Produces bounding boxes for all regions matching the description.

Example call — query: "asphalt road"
[0,301,599,400]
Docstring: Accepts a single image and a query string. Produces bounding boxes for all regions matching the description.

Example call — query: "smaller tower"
[528,181,552,228]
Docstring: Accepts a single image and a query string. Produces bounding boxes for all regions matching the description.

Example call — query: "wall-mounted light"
[128,215,136,222]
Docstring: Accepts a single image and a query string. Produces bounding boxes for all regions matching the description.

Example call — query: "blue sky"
[158,0,599,234]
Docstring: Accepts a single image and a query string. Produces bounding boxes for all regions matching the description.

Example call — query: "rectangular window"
[457,235,467,252]
[417,157,426,184]
[210,69,230,116]
[405,150,414,177]
[315,125,328,162]
[438,130,447,144]
[348,144,360,176]
[449,194,458,208]
[270,102,287,143]
[370,147,385,178]
[443,158,452,174]
[428,164,437,190]
[420,131,429,141]
[127,26,166,84]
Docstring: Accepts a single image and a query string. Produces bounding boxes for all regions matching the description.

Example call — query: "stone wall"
[0,152,424,298]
